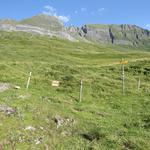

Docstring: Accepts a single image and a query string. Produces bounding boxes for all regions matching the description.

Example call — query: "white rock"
[25,126,36,131]
[14,85,21,89]
[40,126,44,130]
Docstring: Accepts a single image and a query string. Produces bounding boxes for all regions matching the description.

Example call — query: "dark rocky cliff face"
[78,24,150,46]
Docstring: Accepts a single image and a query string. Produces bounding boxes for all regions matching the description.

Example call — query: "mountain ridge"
[0,14,150,46]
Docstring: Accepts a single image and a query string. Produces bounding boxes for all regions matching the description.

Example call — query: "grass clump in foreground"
[0,31,150,149]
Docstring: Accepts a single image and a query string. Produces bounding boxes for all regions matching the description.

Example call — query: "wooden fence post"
[79,80,83,102]
[26,72,32,90]
[138,77,141,91]
[122,63,125,94]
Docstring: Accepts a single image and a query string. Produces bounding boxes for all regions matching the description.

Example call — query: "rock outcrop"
[0,105,15,115]
[0,15,77,42]
[77,24,150,46]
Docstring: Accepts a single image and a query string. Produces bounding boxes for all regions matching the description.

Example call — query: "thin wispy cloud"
[90,8,106,16]
[74,7,106,17]
[43,5,70,23]
[81,8,87,12]
[74,8,87,15]
[90,11,95,15]
[74,10,78,14]
[98,8,105,12]
[58,15,70,23]
[146,24,150,28]
[44,5,57,16]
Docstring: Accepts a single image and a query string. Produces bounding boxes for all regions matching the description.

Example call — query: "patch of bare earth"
[0,83,10,92]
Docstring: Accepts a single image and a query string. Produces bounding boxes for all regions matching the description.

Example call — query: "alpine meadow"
[0,1,150,150]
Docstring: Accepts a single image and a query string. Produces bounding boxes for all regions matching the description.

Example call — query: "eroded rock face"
[0,24,77,42]
[81,25,111,43]
[79,24,150,46]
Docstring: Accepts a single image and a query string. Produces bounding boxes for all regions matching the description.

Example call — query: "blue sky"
[0,0,150,29]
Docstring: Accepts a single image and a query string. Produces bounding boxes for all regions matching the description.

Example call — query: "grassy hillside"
[20,14,63,31]
[0,31,150,150]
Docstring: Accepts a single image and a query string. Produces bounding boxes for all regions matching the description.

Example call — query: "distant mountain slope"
[68,24,150,46]
[0,18,17,25]
[0,14,150,46]
[0,15,77,42]
[20,14,63,31]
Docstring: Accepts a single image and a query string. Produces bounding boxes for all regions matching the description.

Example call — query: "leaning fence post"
[26,72,32,90]
[122,63,125,95]
[138,77,141,91]
[120,58,128,95]
[79,80,83,102]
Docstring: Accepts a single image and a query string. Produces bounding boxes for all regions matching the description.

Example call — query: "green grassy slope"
[20,14,63,31]
[0,31,150,150]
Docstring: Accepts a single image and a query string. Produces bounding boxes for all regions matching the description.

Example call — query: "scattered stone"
[54,115,64,129]
[35,140,40,145]
[34,137,43,145]
[24,126,36,131]
[0,83,10,92]
[54,115,75,129]
[40,126,44,130]
[14,85,21,89]
[19,137,22,143]
[0,105,15,115]
[65,117,75,125]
